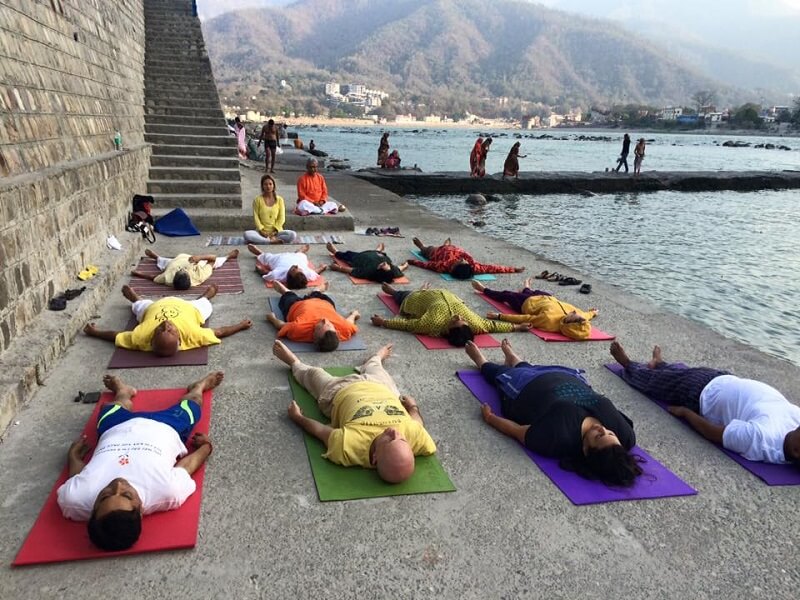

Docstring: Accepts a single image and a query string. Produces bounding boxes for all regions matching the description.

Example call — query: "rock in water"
[466,193,487,206]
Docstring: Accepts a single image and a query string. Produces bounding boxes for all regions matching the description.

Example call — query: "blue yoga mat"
[154,208,200,237]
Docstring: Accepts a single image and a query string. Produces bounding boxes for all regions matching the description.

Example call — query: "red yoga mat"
[376,294,500,350]
[477,292,615,342]
[13,387,213,566]
[107,316,210,369]
[127,257,244,297]
[333,257,410,285]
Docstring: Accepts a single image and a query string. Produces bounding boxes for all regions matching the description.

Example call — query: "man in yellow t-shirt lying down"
[274,340,436,483]
[84,284,252,357]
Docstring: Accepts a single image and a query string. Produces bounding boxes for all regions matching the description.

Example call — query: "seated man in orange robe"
[266,280,359,351]
[296,158,345,215]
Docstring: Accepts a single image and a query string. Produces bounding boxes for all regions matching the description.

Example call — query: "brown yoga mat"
[107,316,210,369]
[127,257,244,297]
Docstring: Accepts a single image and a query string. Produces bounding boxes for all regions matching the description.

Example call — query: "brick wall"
[0,0,150,352]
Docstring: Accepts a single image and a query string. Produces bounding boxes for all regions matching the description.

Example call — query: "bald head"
[151,327,179,357]
[371,429,416,483]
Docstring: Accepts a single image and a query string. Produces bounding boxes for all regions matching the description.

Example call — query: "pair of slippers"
[48,286,86,311]
[77,265,99,281]
[535,270,592,294]
[365,227,401,236]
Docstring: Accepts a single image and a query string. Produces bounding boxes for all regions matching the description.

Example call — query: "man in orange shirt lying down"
[266,280,360,352]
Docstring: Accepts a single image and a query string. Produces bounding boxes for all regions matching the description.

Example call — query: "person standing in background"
[377,132,390,167]
[615,133,631,173]
[634,138,646,175]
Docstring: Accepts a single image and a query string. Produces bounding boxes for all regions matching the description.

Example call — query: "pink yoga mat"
[376,294,500,350]
[478,292,615,342]
[107,316,210,369]
[128,257,244,296]
[13,387,213,565]
[605,363,800,486]
[333,257,410,285]
[457,370,697,505]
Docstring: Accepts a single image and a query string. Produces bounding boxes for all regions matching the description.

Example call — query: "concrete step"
[144,85,220,97]
[149,166,241,181]
[145,74,214,84]
[146,123,230,136]
[145,132,235,147]
[145,96,221,109]
[145,106,225,118]
[147,179,242,195]
[151,207,355,232]
[150,144,234,157]
[150,154,239,168]
[146,114,227,126]
[145,65,212,75]
[150,193,243,209]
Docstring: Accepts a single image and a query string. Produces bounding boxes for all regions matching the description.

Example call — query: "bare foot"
[201,284,218,300]
[300,244,310,254]
[273,280,289,295]
[443,237,452,245]
[471,280,486,293]
[247,243,262,256]
[273,340,299,366]
[350,309,360,321]
[376,343,393,362]
[524,277,533,289]
[326,242,337,256]
[320,280,330,292]
[316,264,328,274]
[500,338,522,367]
[648,345,663,369]
[227,249,240,260]
[121,285,139,303]
[381,282,396,296]
[610,341,631,368]
[144,249,159,260]
[103,374,137,398]
[420,282,431,290]
[464,340,486,367]
[376,242,385,252]
[562,311,586,324]
[186,371,225,394]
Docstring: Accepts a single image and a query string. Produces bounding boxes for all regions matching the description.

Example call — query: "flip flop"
[559,277,582,286]
[579,284,592,294]
[546,272,561,282]
[64,286,86,300]
[48,296,67,311]
[534,270,550,280]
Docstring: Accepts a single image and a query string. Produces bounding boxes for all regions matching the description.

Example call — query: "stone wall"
[0,0,150,353]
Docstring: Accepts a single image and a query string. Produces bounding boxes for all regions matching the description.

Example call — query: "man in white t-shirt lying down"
[611,342,800,465]
[56,371,223,551]
[247,243,327,289]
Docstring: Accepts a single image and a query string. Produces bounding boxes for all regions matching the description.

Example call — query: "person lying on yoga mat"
[83,285,252,357]
[57,371,223,551]
[610,342,800,465]
[466,339,642,487]
[326,241,408,283]
[247,243,326,289]
[274,340,436,482]
[371,283,531,346]
[410,236,524,279]
[296,158,346,215]
[473,279,598,341]
[267,280,359,352]
[130,249,239,290]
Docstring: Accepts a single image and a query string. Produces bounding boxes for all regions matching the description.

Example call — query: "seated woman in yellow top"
[244,174,297,245]
[83,284,252,356]
[473,279,598,341]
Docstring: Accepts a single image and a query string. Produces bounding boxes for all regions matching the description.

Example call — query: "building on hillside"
[658,107,683,120]
[520,115,541,129]
[325,82,340,95]
[246,110,264,122]
[547,114,564,127]
[394,114,417,124]
[423,115,441,123]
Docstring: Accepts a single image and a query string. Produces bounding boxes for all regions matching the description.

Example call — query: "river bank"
[1,167,798,598]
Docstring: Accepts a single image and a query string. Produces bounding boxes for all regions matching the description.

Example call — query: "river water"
[297,125,800,366]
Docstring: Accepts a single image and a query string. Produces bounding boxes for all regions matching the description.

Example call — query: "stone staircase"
[143,0,242,217]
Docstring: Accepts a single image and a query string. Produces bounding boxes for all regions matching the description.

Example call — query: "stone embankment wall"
[0,0,149,352]
[0,0,152,432]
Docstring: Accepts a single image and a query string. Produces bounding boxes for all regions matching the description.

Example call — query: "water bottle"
[114,131,122,151]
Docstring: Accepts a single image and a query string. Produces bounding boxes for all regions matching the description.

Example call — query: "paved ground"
[1,164,799,599]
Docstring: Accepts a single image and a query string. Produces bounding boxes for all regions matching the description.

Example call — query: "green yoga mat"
[289,368,456,501]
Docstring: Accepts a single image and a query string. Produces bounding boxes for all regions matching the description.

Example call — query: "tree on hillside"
[792,97,800,127]
[731,103,763,129]
[691,90,717,112]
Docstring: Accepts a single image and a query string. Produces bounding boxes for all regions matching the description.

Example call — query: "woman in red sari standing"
[469,137,484,177]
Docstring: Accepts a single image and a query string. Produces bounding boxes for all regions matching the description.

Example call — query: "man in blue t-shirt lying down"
[610,341,800,465]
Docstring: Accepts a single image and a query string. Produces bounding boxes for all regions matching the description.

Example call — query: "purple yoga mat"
[107,316,210,369]
[457,370,697,505]
[605,363,800,485]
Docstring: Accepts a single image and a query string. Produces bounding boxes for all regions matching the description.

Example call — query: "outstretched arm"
[668,406,725,444]
[189,254,217,263]
[407,258,447,273]
[176,433,214,475]
[130,270,156,281]
[345,310,360,325]
[330,263,353,274]
[288,401,333,446]
[84,323,120,342]
[472,262,523,274]
[212,320,253,339]
[266,313,287,330]
[481,404,529,444]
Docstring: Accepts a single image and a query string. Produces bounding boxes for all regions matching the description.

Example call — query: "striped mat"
[127,257,244,296]
[206,234,344,246]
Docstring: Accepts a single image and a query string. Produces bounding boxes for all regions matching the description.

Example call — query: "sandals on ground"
[558,277,582,286]
[579,284,592,294]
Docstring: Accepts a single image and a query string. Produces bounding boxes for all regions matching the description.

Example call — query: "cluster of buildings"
[655,105,790,126]
[324,82,388,111]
